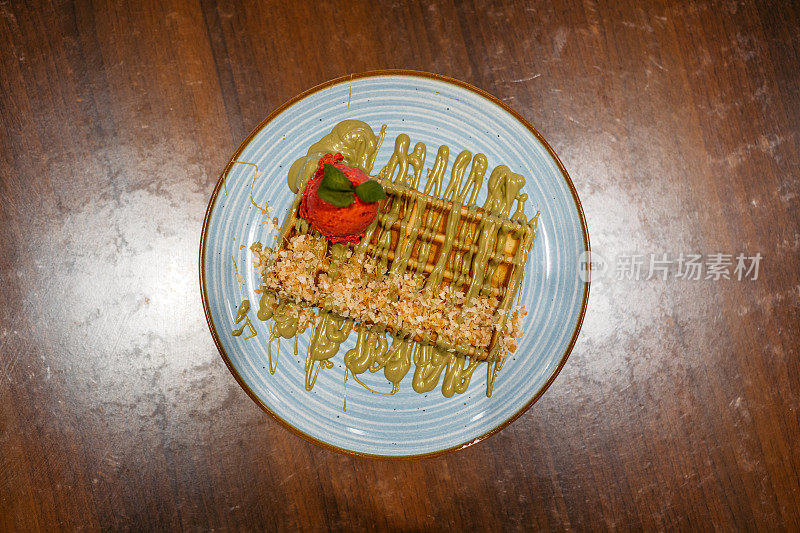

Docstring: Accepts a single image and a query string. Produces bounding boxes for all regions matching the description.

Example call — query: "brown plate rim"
[199,69,591,460]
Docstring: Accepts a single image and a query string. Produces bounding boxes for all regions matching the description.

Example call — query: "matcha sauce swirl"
[235,120,539,401]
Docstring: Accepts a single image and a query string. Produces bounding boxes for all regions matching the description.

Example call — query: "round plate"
[200,71,589,458]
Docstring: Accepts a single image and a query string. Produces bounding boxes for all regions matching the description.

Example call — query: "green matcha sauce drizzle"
[230,255,256,339]
[232,119,539,402]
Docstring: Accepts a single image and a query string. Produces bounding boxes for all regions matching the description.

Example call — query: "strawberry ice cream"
[299,153,383,244]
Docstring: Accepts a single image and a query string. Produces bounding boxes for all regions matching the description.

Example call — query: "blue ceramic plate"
[200,71,589,458]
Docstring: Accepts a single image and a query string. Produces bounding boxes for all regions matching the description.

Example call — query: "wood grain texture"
[1,0,798,530]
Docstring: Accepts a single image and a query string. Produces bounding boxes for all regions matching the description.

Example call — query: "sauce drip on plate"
[230,120,539,401]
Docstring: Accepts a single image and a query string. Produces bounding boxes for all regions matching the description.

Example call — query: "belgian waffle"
[269,171,534,360]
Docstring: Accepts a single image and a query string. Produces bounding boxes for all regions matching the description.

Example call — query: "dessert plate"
[200,71,589,458]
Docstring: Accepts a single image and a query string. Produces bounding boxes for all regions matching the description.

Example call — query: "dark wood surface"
[2,0,799,530]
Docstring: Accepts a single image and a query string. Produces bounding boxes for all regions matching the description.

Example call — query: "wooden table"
[2,1,798,530]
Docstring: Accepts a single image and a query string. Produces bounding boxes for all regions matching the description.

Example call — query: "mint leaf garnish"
[321,163,355,192]
[354,180,387,203]
[317,188,355,208]
[317,163,383,207]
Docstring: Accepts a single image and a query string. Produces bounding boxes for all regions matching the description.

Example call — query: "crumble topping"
[255,233,525,355]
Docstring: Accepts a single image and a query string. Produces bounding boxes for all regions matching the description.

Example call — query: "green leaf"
[317,188,355,208]
[354,180,387,203]
[321,163,355,192]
